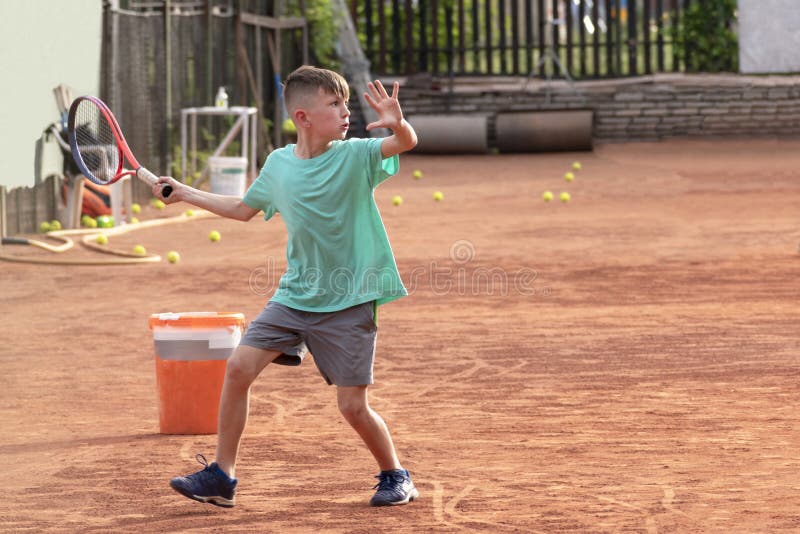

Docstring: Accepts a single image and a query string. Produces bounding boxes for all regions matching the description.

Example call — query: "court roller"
[495,110,594,153]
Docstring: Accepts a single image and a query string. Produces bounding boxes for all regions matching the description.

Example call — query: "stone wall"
[399,73,800,144]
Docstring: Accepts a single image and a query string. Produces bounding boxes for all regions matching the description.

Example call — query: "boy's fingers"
[367,81,382,101]
[366,121,384,131]
[374,80,389,98]
[391,81,399,99]
[363,92,378,109]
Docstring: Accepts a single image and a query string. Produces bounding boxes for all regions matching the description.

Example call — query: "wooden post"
[0,185,7,240]
[165,0,173,176]
[206,0,214,104]
[65,176,85,229]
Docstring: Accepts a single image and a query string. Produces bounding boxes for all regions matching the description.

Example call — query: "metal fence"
[351,0,696,78]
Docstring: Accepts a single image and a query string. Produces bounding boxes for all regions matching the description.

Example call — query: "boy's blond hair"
[283,66,350,113]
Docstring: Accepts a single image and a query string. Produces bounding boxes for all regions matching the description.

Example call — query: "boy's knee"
[224,355,257,387]
[337,396,368,422]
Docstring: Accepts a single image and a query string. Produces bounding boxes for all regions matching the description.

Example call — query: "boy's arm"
[363,80,418,159]
[152,177,260,222]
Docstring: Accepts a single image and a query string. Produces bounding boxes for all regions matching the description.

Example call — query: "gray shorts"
[239,301,378,386]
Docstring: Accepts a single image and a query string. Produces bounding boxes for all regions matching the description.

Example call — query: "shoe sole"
[170,481,235,508]
[370,487,420,507]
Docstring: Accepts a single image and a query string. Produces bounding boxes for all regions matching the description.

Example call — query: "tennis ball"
[560,192,571,203]
[84,218,98,229]
[185,209,195,217]
[130,217,140,224]
[166,251,181,264]
[433,191,444,201]
[542,191,554,202]
[49,220,62,231]
[95,234,108,245]
[132,244,146,256]
[392,195,403,206]
[209,230,221,242]
[96,215,114,228]
[282,118,297,134]
[131,203,142,214]
[153,199,166,210]
[412,169,423,180]
[572,161,582,171]
[564,172,575,182]
[39,221,51,233]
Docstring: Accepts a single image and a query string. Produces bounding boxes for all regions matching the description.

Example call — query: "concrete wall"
[400,73,800,145]
[738,0,800,74]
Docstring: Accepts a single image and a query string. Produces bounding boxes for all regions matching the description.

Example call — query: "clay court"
[2,139,800,532]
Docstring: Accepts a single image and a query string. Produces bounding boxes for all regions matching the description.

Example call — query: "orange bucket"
[148,312,246,434]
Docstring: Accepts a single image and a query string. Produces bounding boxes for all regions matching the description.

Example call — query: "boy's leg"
[337,385,418,506]
[216,344,282,477]
[336,385,400,471]
[169,344,280,507]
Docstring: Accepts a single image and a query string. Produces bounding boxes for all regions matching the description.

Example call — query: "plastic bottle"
[215,87,228,108]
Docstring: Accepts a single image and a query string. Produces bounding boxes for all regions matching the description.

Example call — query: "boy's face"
[300,88,350,141]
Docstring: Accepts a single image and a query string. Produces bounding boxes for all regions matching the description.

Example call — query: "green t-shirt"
[242,138,407,312]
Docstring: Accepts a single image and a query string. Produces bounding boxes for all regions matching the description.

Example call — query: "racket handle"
[137,167,172,198]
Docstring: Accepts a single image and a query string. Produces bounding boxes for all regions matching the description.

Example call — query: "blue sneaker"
[169,454,237,508]
[369,468,419,506]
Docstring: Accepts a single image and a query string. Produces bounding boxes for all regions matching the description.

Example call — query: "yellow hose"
[0,210,215,265]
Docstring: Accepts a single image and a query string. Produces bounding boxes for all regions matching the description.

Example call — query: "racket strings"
[73,101,121,183]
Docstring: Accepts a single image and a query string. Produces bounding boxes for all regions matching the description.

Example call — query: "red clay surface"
[2,139,800,532]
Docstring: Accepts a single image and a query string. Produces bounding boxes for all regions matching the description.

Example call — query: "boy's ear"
[294,109,310,128]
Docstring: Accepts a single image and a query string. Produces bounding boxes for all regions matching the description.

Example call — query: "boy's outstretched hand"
[364,80,403,132]
[364,80,418,157]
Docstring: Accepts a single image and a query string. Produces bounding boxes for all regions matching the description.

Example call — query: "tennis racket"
[67,96,172,197]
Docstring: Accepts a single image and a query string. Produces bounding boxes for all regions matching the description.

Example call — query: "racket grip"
[137,167,172,198]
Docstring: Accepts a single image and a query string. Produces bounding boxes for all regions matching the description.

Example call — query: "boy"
[155,66,419,508]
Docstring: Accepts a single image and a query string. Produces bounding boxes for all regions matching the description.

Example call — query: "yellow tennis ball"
[39,221,51,233]
[282,118,297,134]
[432,191,444,201]
[392,195,403,206]
[95,234,108,245]
[560,192,571,203]
[572,161,582,171]
[130,217,140,224]
[564,172,575,182]
[131,203,142,214]
[84,218,98,228]
[542,191,554,202]
[209,230,221,242]
[49,220,62,231]
[166,250,181,264]
[153,199,166,210]
[412,169,423,180]
[185,209,195,217]
[132,244,147,256]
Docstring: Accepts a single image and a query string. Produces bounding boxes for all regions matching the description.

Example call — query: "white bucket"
[208,156,247,196]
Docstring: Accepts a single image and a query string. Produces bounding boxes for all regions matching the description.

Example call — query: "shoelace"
[373,472,406,491]
[187,454,218,484]
[195,453,211,469]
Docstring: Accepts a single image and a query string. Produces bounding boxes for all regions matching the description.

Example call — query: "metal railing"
[351,0,695,78]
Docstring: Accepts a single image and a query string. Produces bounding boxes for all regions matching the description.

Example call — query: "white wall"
[0,1,102,188]
[738,0,800,74]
